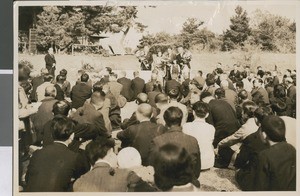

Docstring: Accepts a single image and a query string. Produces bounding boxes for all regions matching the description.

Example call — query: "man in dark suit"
[236,116,296,191]
[117,103,166,166]
[149,106,201,178]
[25,115,89,192]
[44,47,56,77]
[54,75,65,101]
[31,85,58,145]
[131,71,145,100]
[30,68,48,102]
[117,70,133,101]
[70,73,92,109]
[201,92,240,148]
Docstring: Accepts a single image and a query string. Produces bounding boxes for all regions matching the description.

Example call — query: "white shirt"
[280,116,296,148]
[183,118,215,170]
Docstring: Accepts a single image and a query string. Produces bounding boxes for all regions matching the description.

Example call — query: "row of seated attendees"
[18,62,296,191]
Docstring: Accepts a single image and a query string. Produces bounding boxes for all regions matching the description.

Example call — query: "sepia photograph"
[15,0,298,194]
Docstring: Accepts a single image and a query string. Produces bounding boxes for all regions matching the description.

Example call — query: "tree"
[222,5,251,51]
[34,6,147,53]
[251,9,296,53]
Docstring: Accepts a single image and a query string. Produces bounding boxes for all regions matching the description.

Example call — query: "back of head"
[155,93,168,105]
[163,106,183,127]
[52,100,71,116]
[167,88,179,100]
[136,93,149,104]
[254,106,274,124]
[214,88,225,99]
[205,74,215,86]
[192,101,210,118]
[261,115,286,142]
[56,74,65,83]
[85,137,115,166]
[59,69,67,76]
[271,100,287,116]
[200,91,213,102]
[236,80,244,90]
[81,73,89,82]
[238,89,249,101]
[51,115,75,142]
[273,84,286,98]
[136,103,153,119]
[242,101,257,118]
[117,147,142,169]
[45,85,57,97]
[153,143,198,191]
[44,74,53,82]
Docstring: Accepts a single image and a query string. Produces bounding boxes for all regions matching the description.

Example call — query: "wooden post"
[72,44,74,55]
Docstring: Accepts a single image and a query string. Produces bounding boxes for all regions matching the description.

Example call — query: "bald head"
[136,103,153,120]
[136,93,148,104]
[45,85,56,97]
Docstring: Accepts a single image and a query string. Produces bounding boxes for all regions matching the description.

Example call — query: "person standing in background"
[45,47,56,77]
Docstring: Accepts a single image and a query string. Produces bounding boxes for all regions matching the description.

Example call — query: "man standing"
[131,71,145,100]
[45,48,56,77]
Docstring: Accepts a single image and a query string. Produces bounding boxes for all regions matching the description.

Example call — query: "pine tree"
[222,5,251,51]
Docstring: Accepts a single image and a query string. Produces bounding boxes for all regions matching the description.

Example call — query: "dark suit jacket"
[237,142,296,191]
[180,78,191,97]
[70,82,92,109]
[149,126,201,178]
[45,53,56,68]
[131,77,145,100]
[206,99,240,147]
[30,75,44,102]
[25,142,88,192]
[71,102,110,137]
[165,79,181,95]
[117,121,166,166]
[54,84,65,101]
[73,162,156,192]
[117,77,133,101]
[31,97,58,143]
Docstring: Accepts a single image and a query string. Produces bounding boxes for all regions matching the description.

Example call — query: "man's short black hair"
[59,69,67,76]
[44,74,53,82]
[192,101,210,118]
[167,88,180,99]
[236,81,244,89]
[85,137,115,165]
[51,115,75,142]
[205,74,215,86]
[261,115,286,142]
[163,107,183,127]
[52,100,71,116]
[254,106,274,124]
[238,89,248,100]
[81,73,89,82]
[200,91,212,101]
[214,88,225,99]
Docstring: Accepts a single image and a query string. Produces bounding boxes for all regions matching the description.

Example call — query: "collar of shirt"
[94,159,112,168]
[168,125,183,133]
[193,118,206,123]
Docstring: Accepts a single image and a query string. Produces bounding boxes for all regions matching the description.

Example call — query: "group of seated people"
[18,60,296,192]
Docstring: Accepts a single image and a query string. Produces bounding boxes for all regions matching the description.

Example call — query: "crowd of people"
[18,46,296,192]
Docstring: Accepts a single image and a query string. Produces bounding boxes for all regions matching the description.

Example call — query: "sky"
[135,1,297,35]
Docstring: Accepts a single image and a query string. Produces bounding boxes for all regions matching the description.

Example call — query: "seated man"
[236,115,296,191]
[183,101,215,170]
[149,107,201,178]
[25,115,89,192]
[73,137,157,192]
[117,103,166,166]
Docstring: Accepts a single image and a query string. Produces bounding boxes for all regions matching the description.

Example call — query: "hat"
[117,147,142,168]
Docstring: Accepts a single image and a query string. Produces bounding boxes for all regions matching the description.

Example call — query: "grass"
[18,52,295,191]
